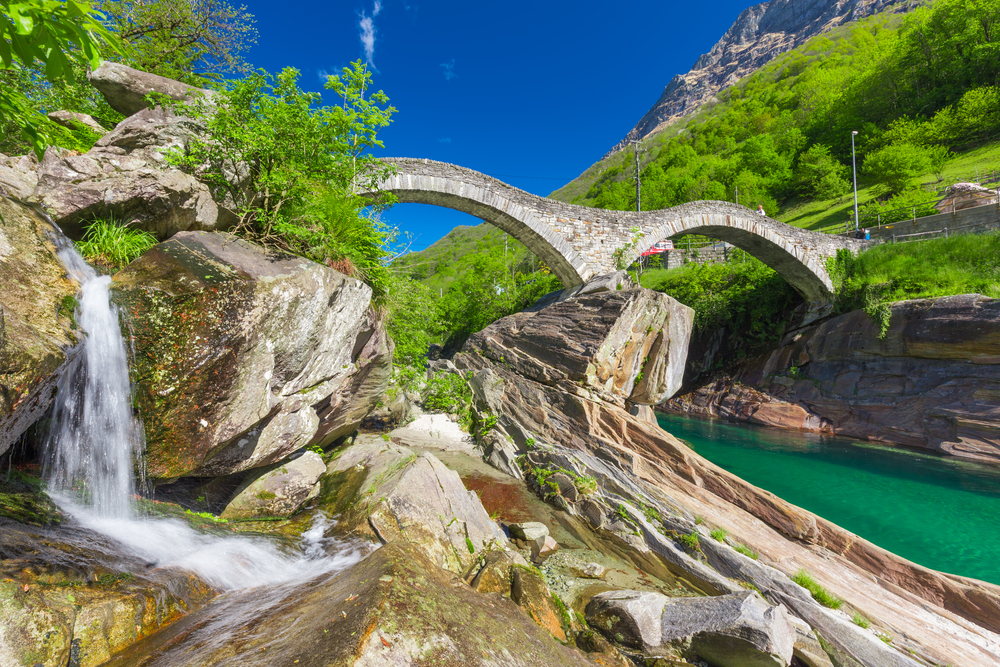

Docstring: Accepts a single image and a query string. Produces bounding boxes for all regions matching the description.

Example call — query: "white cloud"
[440,60,456,81]
[359,14,376,64]
[373,0,382,15]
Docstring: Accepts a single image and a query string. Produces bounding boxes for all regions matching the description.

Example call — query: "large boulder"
[0,153,38,199]
[0,197,80,458]
[220,451,326,520]
[461,278,693,407]
[101,541,601,667]
[111,231,390,479]
[87,61,214,117]
[323,436,509,574]
[46,110,106,135]
[34,107,235,240]
[586,589,795,667]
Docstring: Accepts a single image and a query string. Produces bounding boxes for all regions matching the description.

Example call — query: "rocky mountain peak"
[605,0,914,158]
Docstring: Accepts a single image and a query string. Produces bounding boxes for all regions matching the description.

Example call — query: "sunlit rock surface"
[0,197,80,458]
[112,231,390,479]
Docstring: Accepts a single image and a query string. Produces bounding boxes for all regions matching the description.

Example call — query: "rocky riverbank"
[664,294,1000,464]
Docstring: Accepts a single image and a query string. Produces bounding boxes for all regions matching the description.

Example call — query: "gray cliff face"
[606,0,912,157]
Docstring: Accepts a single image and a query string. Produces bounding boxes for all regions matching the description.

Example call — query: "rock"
[550,472,580,501]
[46,110,106,135]
[509,521,550,543]
[511,564,569,641]
[587,590,794,667]
[0,153,38,198]
[87,61,214,117]
[575,629,635,667]
[0,197,80,458]
[459,281,694,407]
[673,295,1000,464]
[466,548,527,595]
[220,451,326,519]
[0,518,216,667]
[537,535,559,557]
[111,231,386,479]
[577,562,607,579]
[34,107,236,240]
[102,541,600,667]
[325,436,508,574]
[788,615,835,667]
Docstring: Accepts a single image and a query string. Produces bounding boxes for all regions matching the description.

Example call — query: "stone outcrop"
[0,153,38,200]
[667,294,1000,463]
[100,541,602,667]
[448,279,1000,667]
[34,107,235,240]
[46,110,106,135]
[605,0,911,156]
[111,231,391,480]
[323,436,509,574]
[586,589,795,667]
[461,281,694,408]
[220,451,326,519]
[0,197,80,458]
[87,61,214,117]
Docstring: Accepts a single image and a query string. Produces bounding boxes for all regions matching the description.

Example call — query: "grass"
[709,528,729,542]
[75,217,158,270]
[852,612,871,629]
[677,531,701,554]
[791,570,843,609]
[733,543,759,560]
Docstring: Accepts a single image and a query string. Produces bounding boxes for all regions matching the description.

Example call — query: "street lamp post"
[851,130,859,233]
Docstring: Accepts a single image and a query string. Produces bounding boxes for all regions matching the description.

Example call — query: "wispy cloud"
[373,0,382,15]
[440,60,456,81]
[438,137,451,143]
[318,65,347,83]
[359,13,376,64]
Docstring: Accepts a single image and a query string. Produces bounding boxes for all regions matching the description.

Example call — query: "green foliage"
[641,253,800,354]
[709,528,729,542]
[184,509,228,524]
[75,218,158,270]
[733,543,759,560]
[465,536,475,554]
[796,144,850,199]
[677,530,702,555]
[863,143,947,196]
[100,0,257,85]
[164,62,397,301]
[852,612,871,629]
[828,234,1000,336]
[423,371,472,429]
[386,274,444,365]
[791,570,843,609]
[0,0,120,156]
[306,445,324,456]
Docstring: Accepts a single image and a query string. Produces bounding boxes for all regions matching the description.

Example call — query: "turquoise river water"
[656,413,1000,585]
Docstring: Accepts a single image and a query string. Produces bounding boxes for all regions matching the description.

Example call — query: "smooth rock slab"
[587,590,794,667]
[220,451,326,519]
[87,61,214,117]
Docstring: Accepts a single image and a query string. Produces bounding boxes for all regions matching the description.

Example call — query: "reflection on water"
[657,412,1000,584]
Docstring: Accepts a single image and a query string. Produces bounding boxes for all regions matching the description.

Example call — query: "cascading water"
[41,227,372,591]
[43,232,145,518]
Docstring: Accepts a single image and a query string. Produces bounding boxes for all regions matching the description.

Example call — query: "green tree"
[0,0,119,155]
[795,144,849,199]
[165,61,397,298]
[100,0,257,85]
[386,274,444,366]
[863,142,947,196]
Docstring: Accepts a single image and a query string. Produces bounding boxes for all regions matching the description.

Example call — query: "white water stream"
[42,229,370,590]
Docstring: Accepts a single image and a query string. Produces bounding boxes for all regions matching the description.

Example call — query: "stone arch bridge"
[370,158,865,304]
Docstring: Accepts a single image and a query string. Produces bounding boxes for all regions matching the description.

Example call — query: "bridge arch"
[371,159,863,304]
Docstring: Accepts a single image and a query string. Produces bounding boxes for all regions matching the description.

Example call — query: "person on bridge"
[757,204,766,216]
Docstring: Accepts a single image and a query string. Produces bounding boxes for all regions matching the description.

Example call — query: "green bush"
[423,372,472,428]
[791,570,843,609]
[709,528,729,542]
[76,219,158,270]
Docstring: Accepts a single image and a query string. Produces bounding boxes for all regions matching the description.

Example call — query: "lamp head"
[852,130,859,135]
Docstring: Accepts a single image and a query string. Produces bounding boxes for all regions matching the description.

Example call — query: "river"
[657,412,1000,585]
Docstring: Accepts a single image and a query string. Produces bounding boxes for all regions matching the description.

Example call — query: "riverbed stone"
[0,153,38,198]
[511,564,569,642]
[101,541,601,667]
[509,521,550,542]
[587,589,794,667]
[324,436,508,574]
[111,232,388,479]
[220,451,326,519]
[0,197,80,459]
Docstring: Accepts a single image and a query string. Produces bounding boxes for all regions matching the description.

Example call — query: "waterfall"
[40,226,372,590]
[43,231,145,519]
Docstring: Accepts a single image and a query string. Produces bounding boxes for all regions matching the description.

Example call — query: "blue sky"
[243,0,757,252]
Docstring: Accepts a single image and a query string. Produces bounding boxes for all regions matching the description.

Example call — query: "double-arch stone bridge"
[371,158,865,304]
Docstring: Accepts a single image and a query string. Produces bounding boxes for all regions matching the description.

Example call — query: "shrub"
[710,528,729,542]
[677,531,701,554]
[791,570,843,609]
[76,218,158,270]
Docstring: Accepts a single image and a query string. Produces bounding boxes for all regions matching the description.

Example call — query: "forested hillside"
[552,0,1000,231]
